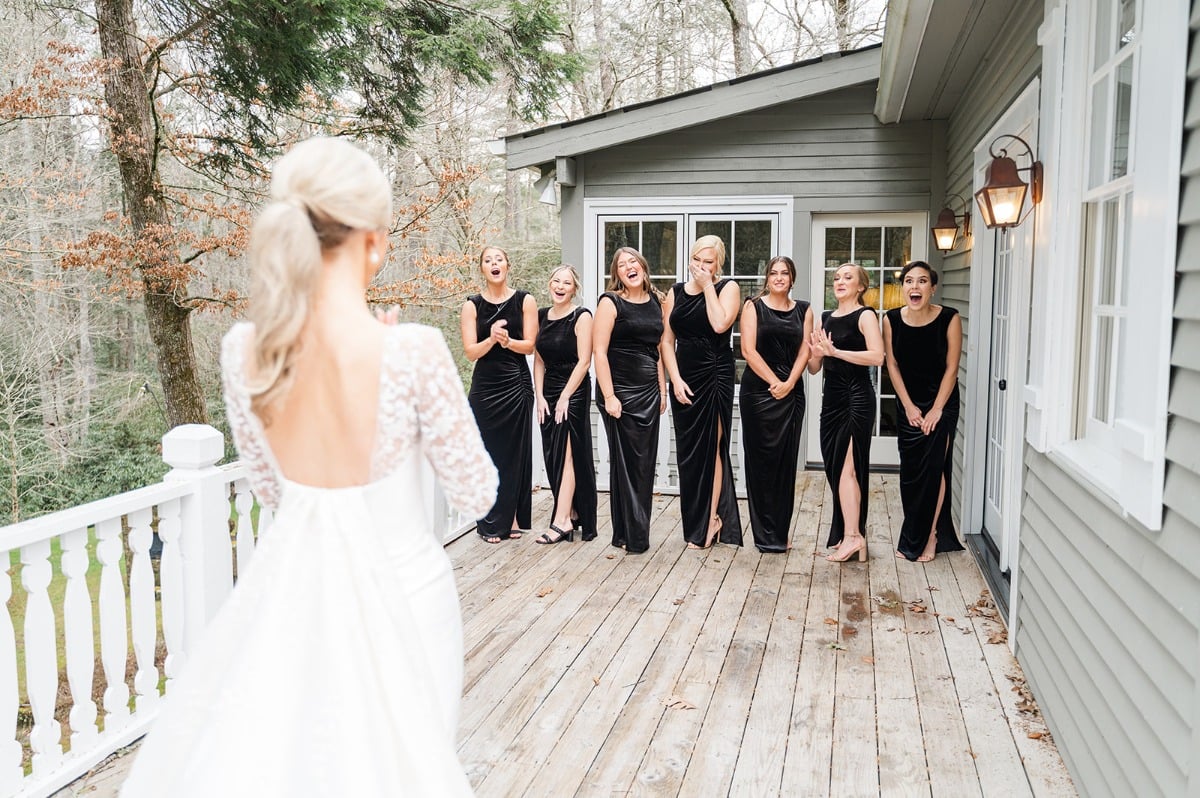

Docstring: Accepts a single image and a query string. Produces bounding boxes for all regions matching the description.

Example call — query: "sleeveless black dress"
[535,306,598,540]
[668,281,743,547]
[886,306,965,560]
[819,306,876,547]
[739,298,809,553]
[468,291,533,538]
[596,292,663,554]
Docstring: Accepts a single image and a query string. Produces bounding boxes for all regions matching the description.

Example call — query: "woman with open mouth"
[460,245,538,544]
[808,262,885,563]
[738,255,813,553]
[533,265,597,545]
[883,260,965,563]
[592,247,667,554]
[661,234,743,550]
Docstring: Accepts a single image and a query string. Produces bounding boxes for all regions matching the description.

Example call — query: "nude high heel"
[827,537,867,563]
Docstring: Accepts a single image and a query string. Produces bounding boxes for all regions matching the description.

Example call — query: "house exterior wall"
[932,0,1200,795]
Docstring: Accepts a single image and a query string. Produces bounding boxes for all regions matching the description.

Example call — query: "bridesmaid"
[883,261,965,562]
[460,245,537,543]
[533,265,597,544]
[593,247,667,554]
[662,235,743,550]
[808,263,884,563]
[739,256,813,553]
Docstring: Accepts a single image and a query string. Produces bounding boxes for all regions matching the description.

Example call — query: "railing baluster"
[61,527,98,750]
[95,518,129,732]
[127,509,159,713]
[156,498,185,690]
[233,479,255,579]
[0,550,22,793]
[20,539,62,773]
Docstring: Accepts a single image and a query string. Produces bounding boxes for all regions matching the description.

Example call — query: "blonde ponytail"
[244,137,392,422]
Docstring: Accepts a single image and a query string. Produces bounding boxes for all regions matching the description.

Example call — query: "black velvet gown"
[596,292,663,554]
[886,306,965,560]
[535,306,598,540]
[668,281,742,547]
[468,291,533,539]
[819,306,876,547]
[740,298,809,553]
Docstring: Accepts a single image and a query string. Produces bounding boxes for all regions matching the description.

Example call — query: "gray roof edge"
[504,45,883,171]
[875,0,936,123]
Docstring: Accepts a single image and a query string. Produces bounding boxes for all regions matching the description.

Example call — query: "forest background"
[0,0,885,524]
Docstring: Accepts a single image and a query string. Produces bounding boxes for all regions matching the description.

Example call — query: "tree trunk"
[591,0,615,109]
[96,0,208,427]
[720,0,752,75]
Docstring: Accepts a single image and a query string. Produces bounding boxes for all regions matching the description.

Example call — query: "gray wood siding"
[1004,3,1200,798]
[579,86,935,206]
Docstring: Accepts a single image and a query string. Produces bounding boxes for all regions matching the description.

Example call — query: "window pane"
[1119,191,1132,306]
[883,226,912,271]
[879,396,898,437]
[733,220,771,278]
[856,227,882,269]
[1091,315,1115,425]
[642,221,678,277]
[1116,0,1137,51]
[604,221,640,268]
[695,220,732,249]
[1094,0,1114,64]
[825,227,851,267]
[1088,74,1110,189]
[1097,198,1120,306]
[650,276,676,297]
[1111,56,1133,180]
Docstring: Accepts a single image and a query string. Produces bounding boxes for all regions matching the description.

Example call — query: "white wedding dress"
[121,322,497,797]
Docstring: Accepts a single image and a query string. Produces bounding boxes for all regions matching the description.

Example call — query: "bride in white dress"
[121,137,498,797]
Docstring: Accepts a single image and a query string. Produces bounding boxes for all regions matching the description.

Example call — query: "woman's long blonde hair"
[246,137,392,419]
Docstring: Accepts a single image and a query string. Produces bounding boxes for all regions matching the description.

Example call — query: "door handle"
[998,379,1007,391]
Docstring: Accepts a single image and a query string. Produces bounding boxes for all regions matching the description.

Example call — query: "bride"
[121,137,497,796]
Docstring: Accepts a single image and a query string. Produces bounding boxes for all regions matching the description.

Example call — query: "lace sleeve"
[220,324,283,511]
[408,326,498,517]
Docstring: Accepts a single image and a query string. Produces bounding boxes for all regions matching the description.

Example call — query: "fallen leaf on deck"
[593,676,600,686]
[787,615,797,621]
[1027,732,1044,740]
[823,617,838,625]
[536,587,553,598]
[927,586,939,591]
[663,696,695,710]
[825,641,847,651]
[673,597,684,605]
[871,594,899,609]
[987,629,1008,645]
[861,656,875,665]
[606,554,616,559]
[942,616,956,623]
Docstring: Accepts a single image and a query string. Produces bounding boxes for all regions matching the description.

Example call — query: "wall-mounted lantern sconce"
[974,134,1043,229]
[931,193,971,252]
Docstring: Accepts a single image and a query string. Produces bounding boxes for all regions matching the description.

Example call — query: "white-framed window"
[1026,0,1185,530]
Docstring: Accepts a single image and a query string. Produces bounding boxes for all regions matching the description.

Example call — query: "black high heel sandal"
[535,523,573,545]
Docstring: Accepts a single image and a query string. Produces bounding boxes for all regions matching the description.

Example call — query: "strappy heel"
[827,537,867,563]
[536,522,573,545]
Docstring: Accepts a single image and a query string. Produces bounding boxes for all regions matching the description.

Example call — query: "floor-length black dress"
[740,298,809,552]
[597,292,663,554]
[819,306,876,547]
[536,306,598,540]
[668,281,743,547]
[886,306,965,560]
[468,291,533,538]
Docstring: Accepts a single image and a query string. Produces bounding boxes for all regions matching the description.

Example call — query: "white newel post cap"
[162,424,224,472]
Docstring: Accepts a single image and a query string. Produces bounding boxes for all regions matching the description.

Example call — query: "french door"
[806,213,928,468]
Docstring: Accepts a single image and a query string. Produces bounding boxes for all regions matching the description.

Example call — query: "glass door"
[806,213,928,467]
[599,216,685,296]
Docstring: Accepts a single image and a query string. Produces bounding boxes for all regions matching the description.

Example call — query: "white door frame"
[962,79,1040,637]
[806,212,929,467]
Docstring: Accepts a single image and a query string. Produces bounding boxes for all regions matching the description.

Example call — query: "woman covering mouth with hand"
[533,265,597,545]
[882,260,964,563]
[592,247,667,554]
[461,245,538,544]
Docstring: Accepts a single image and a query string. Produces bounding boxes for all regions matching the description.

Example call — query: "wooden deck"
[69,473,1076,797]
[452,474,1076,797]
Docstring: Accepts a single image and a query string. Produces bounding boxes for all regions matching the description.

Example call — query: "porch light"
[974,134,1043,229]
[931,194,971,252]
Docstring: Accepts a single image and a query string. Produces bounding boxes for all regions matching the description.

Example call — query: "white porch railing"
[0,424,475,798]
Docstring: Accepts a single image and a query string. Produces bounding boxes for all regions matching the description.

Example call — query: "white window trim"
[1028,0,1186,531]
